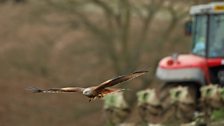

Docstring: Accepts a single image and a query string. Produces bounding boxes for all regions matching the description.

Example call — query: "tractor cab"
[191,2,224,59]
[156,2,224,87]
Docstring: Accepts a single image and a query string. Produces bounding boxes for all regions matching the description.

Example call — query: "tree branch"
[89,0,114,16]
[131,0,165,69]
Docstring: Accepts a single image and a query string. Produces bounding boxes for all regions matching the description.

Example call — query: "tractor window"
[192,15,207,56]
[208,14,224,58]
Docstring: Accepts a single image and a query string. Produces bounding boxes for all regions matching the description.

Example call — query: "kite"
[28,70,148,102]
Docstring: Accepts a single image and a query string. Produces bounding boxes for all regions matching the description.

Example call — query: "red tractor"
[156,2,224,106]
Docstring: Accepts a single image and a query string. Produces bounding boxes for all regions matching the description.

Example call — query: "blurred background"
[0,0,214,126]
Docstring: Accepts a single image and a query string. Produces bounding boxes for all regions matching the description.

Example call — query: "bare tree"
[44,0,199,98]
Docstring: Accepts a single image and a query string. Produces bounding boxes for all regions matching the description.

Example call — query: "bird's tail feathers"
[26,87,44,93]
[26,87,61,93]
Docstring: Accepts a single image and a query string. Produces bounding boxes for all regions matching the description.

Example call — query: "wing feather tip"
[133,70,148,74]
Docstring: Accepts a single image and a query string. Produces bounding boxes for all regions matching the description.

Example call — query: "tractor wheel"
[176,84,198,123]
[158,83,178,124]
[159,83,199,124]
[159,83,178,109]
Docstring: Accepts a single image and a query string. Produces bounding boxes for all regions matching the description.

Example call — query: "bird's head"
[83,88,93,96]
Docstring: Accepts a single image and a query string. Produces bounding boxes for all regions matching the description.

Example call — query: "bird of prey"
[28,70,148,102]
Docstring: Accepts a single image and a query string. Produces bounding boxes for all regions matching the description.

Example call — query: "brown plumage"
[28,70,148,102]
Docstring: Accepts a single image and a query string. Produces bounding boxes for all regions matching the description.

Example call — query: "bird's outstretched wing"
[27,87,84,93]
[95,70,148,91]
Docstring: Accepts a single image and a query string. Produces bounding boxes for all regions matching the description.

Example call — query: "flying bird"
[28,70,148,102]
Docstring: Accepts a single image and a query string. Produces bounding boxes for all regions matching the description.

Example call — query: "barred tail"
[26,87,62,93]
